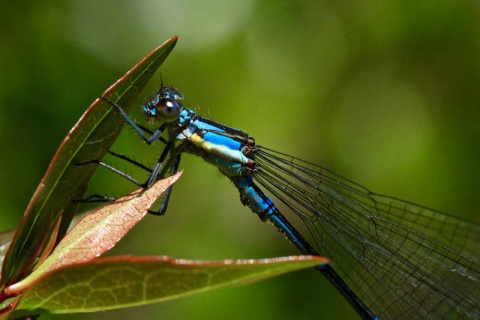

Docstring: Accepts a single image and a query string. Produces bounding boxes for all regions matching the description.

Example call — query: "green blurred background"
[1,1,479,319]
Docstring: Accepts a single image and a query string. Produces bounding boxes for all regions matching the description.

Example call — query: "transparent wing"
[254,146,480,320]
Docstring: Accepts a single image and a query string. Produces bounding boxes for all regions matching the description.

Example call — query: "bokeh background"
[1,1,479,319]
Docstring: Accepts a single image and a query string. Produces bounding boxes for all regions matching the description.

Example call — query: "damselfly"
[98,86,480,319]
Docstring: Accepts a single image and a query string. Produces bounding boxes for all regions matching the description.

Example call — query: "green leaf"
[13,255,328,316]
[0,230,14,269]
[1,36,178,287]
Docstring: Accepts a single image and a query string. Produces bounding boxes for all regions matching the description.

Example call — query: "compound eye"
[155,98,181,122]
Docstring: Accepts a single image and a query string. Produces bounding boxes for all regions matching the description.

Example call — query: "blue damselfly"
[98,86,480,319]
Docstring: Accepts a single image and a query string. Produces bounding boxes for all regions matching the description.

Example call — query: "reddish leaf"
[7,172,182,296]
[1,36,178,287]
